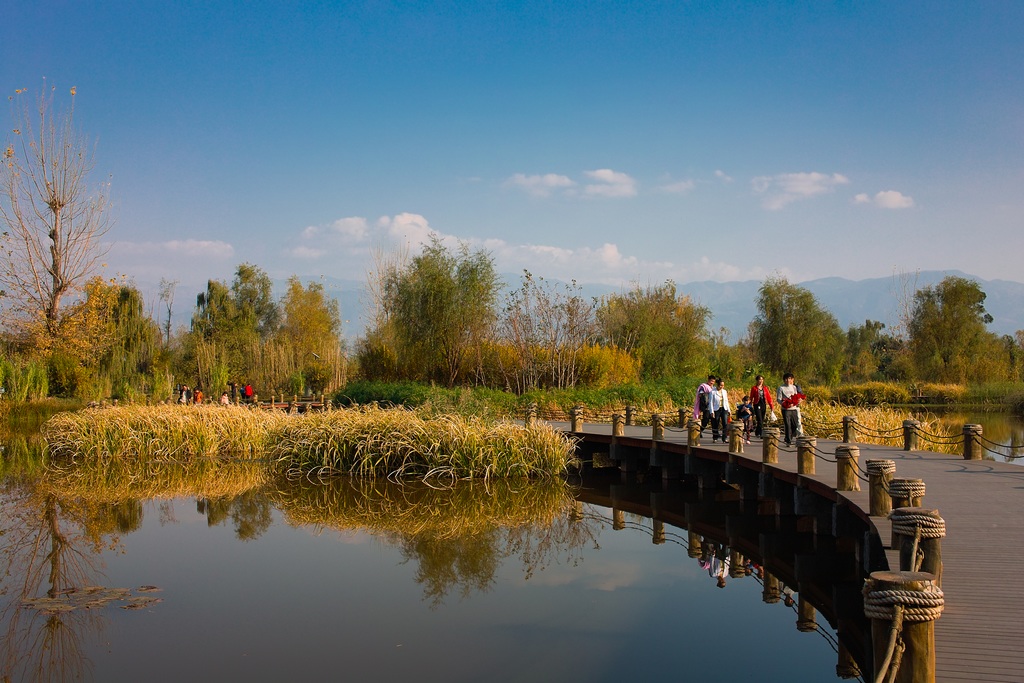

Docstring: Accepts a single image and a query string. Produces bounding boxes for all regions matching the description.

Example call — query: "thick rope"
[889,509,946,539]
[863,585,945,622]
[888,479,926,501]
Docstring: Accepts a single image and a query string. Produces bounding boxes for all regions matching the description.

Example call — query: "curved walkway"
[557,421,1024,682]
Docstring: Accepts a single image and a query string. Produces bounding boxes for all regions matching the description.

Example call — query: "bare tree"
[158,277,178,345]
[0,84,112,341]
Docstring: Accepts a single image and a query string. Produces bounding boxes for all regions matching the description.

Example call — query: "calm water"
[0,421,856,682]
[924,410,1024,462]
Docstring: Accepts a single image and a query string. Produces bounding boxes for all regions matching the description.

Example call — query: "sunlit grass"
[800,401,960,454]
[41,404,578,481]
[270,405,579,481]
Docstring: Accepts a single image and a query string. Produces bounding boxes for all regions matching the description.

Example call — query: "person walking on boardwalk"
[748,375,775,437]
[693,374,716,434]
[777,372,805,445]
[710,377,730,442]
[736,395,754,444]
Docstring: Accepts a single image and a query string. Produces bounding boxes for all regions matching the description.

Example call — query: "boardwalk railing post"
[796,436,816,475]
[761,570,781,603]
[866,459,895,517]
[864,570,944,683]
[525,403,537,426]
[842,415,857,443]
[891,507,945,584]
[612,413,625,437]
[687,418,701,450]
[835,445,861,492]
[625,405,635,426]
[570,406,583,432]
[678,408,688,429]
[652,519,665,544]
[687,531,702,558]
[728,421,744,455]
[651,414,664,440]
[889,478,926,550]
[796,595,817,632]
[612,508,624,530]
[762,427,779,464]
[890,478,925,509]
[903,419,920,451]
[963,423,983,460]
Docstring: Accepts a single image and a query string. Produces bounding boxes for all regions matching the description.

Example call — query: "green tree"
[596,281,710,380]
[908,276,993,382]
[278,276,342,393]
[749,276,844,383]
[378,237,499,386]
[232,263,279,340]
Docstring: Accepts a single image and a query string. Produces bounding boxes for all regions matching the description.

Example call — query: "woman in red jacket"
[748,375,774,437]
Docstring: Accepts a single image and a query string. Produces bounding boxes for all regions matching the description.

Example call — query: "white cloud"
[752,171,850,210]
[377,212,436,249]
[289,245,327,259]
[503,172,575,197]
[715,169,734,183]
[658,179,696,194]
[114,239,235,259]
[583,168,637,198]
[330,216,370,240]
[856,190,915,209]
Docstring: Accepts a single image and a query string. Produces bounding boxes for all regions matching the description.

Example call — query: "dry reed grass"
[41,403,578,481]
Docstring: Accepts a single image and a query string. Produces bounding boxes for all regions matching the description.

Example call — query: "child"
[736,396,754,444]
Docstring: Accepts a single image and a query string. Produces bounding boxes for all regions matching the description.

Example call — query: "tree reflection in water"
[271,477,598,607]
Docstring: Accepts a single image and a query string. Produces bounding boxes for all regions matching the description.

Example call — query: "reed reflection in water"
[3,420,842,682]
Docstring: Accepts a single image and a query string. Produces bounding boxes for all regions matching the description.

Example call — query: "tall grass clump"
[43,404,289,462]
[270,405,578,481]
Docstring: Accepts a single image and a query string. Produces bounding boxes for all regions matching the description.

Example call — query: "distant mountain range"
[160,270,1024,344]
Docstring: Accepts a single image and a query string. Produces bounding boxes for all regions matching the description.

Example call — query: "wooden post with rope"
[889,479,925,550]
[867,459,895,517]
[864,570,943,683]
[570,406,583,433]
[903,420,920,451]
[762,426,779,464]
[625,405,634,426]
[835,445,861,492]
[962,423,983,460]
[891,507,945,585]
[612,413,625,437]
[796,436,816,475]
[728,421,744,455]
[687,418,701,451]
[652,414,664,440]
[842,415,857,443]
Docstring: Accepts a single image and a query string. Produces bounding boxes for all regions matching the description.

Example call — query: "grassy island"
[41,404,578,482]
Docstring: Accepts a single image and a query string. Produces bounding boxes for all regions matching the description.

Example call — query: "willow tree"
[749,276,844,383]
[596,281,710,380]
[379,236,499,386]
[0,85,112,343]
[908,276,993,382]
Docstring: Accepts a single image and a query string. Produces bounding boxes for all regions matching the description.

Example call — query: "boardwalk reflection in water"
[1,441,861,682]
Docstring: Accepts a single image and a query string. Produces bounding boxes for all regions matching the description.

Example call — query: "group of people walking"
[693,373,805,445]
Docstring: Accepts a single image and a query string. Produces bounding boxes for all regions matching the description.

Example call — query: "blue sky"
[4,1,1023,308]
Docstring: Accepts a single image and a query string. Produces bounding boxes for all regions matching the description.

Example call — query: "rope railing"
[852,422,905,437]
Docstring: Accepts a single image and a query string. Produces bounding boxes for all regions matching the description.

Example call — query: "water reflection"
[269,477,595,606]
[2,411,868,682]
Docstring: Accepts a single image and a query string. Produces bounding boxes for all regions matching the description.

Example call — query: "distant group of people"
[693,373,806,445]
[177,382,256,406]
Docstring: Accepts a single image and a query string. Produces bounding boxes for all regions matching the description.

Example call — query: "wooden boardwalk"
[559,421,1024,682]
